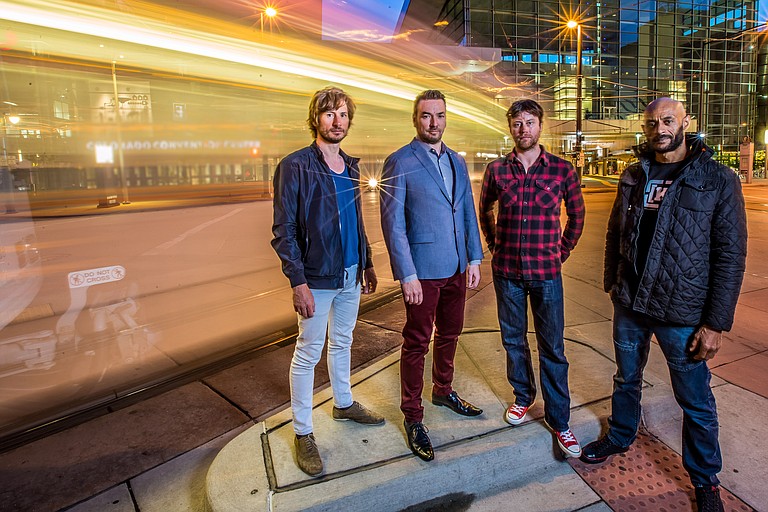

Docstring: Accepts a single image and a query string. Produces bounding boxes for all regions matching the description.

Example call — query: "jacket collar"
[309,140,360,167]
[410,137,453,156]
[632,134,713,170]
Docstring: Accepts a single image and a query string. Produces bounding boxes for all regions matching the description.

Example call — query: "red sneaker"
[505,403,531,425]
[555,428,582,458]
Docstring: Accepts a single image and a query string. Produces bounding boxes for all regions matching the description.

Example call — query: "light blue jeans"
[290,265,360,435]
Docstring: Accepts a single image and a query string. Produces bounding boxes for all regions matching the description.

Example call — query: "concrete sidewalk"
[2,180,766,511]
[195,274,764,512]
[2,261,764,511]
[204,279,615,511]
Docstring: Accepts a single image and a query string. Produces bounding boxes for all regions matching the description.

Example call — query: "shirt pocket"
[534,179,562,209]
[496,178,519,208]
[678,179,718,211]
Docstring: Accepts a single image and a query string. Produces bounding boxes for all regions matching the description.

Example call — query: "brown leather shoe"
[332,401,385,425]
[294,434,323,476]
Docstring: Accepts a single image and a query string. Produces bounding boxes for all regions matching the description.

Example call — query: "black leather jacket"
[604,135,747,331]
[271,142,372,289]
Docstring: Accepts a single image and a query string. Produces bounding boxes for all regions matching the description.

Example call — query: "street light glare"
[7,115,20,125]
[566,20,578,29]
[264,7,277,18]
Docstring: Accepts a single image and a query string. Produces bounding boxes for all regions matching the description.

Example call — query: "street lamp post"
[567,20,584,177]
[697,38,710,139]
[260,6,277,33]
[111,60,130,205]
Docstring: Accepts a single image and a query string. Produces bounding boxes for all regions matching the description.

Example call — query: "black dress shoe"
[580,435,628,464]
[404,421,434,461]
[431,391,483,416]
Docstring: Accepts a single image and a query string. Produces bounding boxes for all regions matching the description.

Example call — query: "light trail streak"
[143,208,244,256]
[0,0,507,136]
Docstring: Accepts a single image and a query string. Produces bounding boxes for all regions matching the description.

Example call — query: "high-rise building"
[428,0,760,167]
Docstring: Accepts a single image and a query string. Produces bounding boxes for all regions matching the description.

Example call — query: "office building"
[429,0,760,170]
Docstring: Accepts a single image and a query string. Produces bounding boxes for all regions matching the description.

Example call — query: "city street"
[1,178,767,511]
[3,1,766,508]
[0,184,395,434]
[2,177,767,439]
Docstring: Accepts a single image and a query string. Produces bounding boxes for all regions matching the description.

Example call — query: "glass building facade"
[433,0,760,166]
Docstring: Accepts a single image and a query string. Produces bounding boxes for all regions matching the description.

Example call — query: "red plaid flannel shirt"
[479,148,585,280]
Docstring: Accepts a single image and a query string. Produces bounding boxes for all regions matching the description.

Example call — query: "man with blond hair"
[272,86,383,476]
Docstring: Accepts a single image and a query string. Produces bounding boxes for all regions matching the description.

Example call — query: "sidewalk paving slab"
[0,382,249,512]
[64,485,135,512]
[466,463,609,512]
[205,281,641,512]
[3,248,765,512]
[206,269,768,512]
[131,425,250,512]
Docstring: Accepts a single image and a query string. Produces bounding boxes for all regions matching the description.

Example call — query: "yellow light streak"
[0,0,506,136]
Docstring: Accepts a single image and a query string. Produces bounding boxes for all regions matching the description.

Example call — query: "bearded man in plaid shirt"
[479,98,585,458]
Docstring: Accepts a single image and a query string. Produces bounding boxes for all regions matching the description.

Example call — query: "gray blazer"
[380,138,483,281]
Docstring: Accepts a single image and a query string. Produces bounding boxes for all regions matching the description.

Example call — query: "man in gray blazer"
[380,89,484,462]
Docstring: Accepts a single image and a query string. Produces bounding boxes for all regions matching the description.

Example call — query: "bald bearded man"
[581,97,747,512]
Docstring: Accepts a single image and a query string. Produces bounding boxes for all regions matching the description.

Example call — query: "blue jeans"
[494,274,570,431]
[290,265,360,435]
[609,304,721,486]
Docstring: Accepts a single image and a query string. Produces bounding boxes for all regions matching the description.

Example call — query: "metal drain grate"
[569,431,753,511]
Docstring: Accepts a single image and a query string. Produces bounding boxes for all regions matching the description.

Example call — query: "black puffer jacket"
[604,135,747,331]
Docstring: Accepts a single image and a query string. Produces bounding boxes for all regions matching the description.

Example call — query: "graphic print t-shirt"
[634,160,685,286]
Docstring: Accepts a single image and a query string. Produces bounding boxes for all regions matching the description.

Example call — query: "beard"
[515,134,539,151]
[418,129,443,145]
[651,126,685,153]
[318,126,347,144]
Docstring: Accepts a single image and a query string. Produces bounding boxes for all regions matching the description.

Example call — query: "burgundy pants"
[400,271,467,423]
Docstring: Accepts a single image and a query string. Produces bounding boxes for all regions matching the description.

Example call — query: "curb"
[205,405,606,512]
